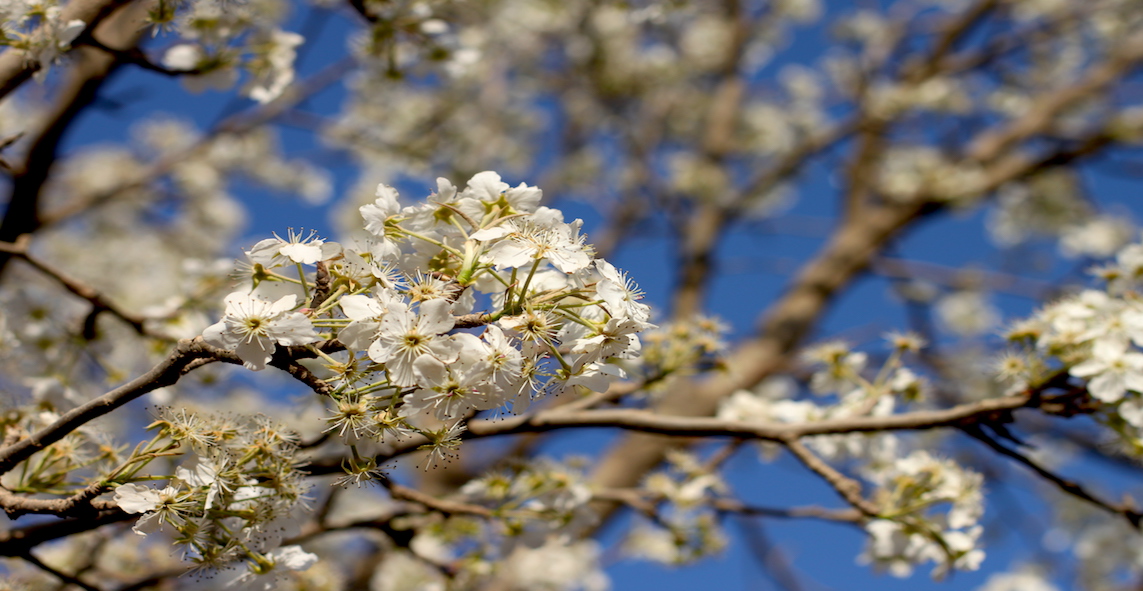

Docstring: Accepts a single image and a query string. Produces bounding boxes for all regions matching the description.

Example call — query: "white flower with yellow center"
[203,292,320,371]
[369,299,459,387]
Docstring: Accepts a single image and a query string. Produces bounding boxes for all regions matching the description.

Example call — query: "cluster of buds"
[111,409,312,579]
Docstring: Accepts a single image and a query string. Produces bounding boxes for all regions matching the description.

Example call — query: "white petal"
[417,299,456,335]
[341,294,384,320]
[413,355,449,386]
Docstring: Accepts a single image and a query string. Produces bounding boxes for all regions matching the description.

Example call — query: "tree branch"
[0,237,150,335]
[17,549,103,591]
[784,438,879,517]
[962,424,1143,528]
[382,479,493,518]
[0,0,154,277]
[0,509,132,557]
[0,338,216,476]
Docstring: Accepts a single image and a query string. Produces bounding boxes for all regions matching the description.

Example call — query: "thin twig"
[736,518,807,591]
[382,480,493,518]
[18,550,102,591]
[591,488,863,524]
[0,237,149,335]
[962,424,1143,528]
[784,438,880,517]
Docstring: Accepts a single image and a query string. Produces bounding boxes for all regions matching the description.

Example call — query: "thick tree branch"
[0,482,117,519]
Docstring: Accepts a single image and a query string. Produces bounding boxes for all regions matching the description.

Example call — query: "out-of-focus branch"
[16,550,101,591]
[0,237,149,335]
[76,35,207,76]
[966,32,1143,162]
[0,1,154,277]
[591,488,863,523]
[586,17,1143,536]
[0,509,132,557]
[737,519,808,591]
[902,0,998,82]
[0,338,217,476]
[872,256,1055,299]
[383,480,493,518]
[589,197,930,515]
[667,0,749,320]
[962,424,1143,528]
[36,57,357,228]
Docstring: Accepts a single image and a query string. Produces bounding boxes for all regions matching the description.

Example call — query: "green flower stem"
[503,267,520,312]
[307,344,342,366]
[295,263,311,303]
[546,341,572,373]
[400,229,463,258]
[511,258,543,315]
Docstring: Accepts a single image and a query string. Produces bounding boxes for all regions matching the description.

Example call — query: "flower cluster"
[0,1,85,76]
[111,409,311,580]
[460,457,598,552]
[203,171,653,466]
[999,239,1143,445]
[861,450,985,579]
[623,450,729,565]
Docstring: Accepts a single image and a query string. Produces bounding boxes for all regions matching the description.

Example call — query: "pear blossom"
[337,289,407,350]
[1069,340,1143,403]
[596,259,651,323]
[203,292,320,370]
[360,183,406,259]
[476,207,592,273]
[369,299,459,387]
[113,483,190,535]
[266,545,318,571]
[403,343,494,420]
[246,230,340,267]
[114,483,171,515]
[481,325,524,391]
[460,171,543,213]
[569,317,647,363]
[246,29,305,104]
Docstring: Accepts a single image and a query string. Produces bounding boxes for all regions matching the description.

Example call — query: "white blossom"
[203,292,321,370]
[1069,340,1143,403]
